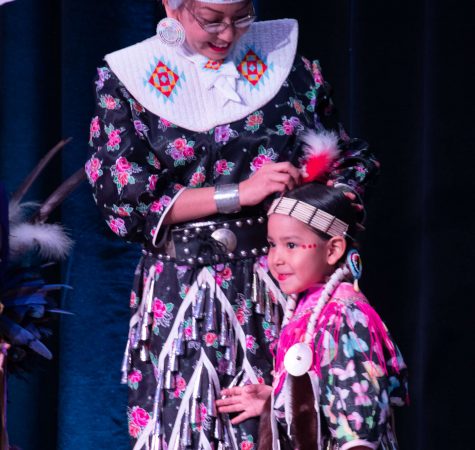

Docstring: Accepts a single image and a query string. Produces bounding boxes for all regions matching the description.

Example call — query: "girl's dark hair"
[284,183,359,244]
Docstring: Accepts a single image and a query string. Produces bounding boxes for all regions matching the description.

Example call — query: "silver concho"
[283,342,313,376]
[211,228,237,252]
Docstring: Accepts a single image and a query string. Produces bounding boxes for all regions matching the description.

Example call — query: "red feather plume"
[299,130,340,183]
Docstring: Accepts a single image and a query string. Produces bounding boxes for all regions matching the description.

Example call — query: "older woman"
[85,0,378,448]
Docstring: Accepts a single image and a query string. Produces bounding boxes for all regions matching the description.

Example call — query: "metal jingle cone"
[131,328,140,350]
[164,369,176,390]
[223,424,233,449]
[150,432,162,450]
[192,284,207,319]
[156,372,164,407]
[191,317,200,341]
[264,290,272,323]
[175,322,186,355]
[206,383,217,417]
[120,339,131,384]
[190,396,201,427]
[204,293,217,332]
[140,313,151,341]
[214,416,224,441]
[139,344,150,362]
[146,289,155,315]
[218,311,229,347]
[181,409,193,447]
[192,365,203,399]
[225,333,236,376]
[169,341,179,372]
[251,271,259,303]
[255,279,265,314]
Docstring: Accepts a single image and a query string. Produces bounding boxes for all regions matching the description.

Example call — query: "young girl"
[258,182,408,450]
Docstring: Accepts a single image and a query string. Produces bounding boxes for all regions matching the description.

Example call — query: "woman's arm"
[163,161,301,225]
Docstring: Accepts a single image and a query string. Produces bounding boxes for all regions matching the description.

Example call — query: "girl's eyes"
[267,241,276,248]
[286,242,297,249]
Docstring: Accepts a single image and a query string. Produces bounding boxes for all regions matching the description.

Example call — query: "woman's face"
[169,0,253,60]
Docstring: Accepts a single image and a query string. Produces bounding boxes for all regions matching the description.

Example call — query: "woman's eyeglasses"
[185,6,256,34]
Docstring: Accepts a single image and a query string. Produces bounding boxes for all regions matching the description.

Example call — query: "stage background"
[1,0,474,448]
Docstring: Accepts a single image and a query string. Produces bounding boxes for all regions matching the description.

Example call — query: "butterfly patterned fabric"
[273,283,409,450]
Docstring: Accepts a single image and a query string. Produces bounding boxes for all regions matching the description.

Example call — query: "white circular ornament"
[156,17,185,47]
[283,343,313,376]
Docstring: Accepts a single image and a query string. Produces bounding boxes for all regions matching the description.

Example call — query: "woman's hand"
[216,383,273,425]
[239,162,301,207]
[327,180,366,231]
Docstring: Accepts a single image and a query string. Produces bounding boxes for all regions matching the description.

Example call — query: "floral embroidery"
[288,97,305,115]
[311,60,324,86]
[95,66,111,91]
[104,123,126,152]
[88,116,101,146]
[128,98,145,115]
[250,145,277,172]
[128,369,142,390]
[233,294,252,326]
[157,117,176,131]
[165,137,196,166]
[128,406,150,438]
[112,203,133,217]
[275,116,304,136]
[189,166,206,188]
[203,332,218,348]
[214,159,235,177]
[147,174,158,192]
[110,156,142,194]
[149,195,171,215]
[133,120,149,139]
[106,216,127,236]
[213,264,233,289]
[240,434,255,450]
[98,94,121,110]
[85,156,103,185]
[214,124,238,144]
[305,87,318,113]
[244,110,264,133]
[172,375,187,399]
[146,152,161,169]
[129,290,139,308]
[152,298,174,333]
[245,334,259,354]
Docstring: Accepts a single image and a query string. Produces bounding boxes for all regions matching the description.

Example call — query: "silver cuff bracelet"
[214,184,241,214]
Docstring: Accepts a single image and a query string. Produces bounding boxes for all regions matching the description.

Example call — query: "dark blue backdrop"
[1,0,474,449]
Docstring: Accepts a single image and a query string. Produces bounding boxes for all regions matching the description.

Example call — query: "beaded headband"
[267,196,349,238]
[168,0,250,8]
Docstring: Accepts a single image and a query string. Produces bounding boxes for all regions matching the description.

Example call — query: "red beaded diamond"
[204,60,223,70]
[237,49,267,86]
[148,61,179,98]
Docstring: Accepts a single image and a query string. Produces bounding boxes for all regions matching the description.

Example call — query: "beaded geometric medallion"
[237,49,268,87]
[147,60,180,99]
[204,59,223,71]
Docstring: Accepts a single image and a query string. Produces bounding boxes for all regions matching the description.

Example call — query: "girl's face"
[267,214,335,295]
[169,1,253,60]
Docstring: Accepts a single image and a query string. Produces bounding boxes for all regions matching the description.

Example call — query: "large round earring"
[156,17,185,47]
[346,248,363,292]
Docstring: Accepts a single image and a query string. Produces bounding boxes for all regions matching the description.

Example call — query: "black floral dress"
[86,54,378,450]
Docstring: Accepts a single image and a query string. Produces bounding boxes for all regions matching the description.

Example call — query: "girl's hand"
[239,162,301,207]
[216,384,273,425]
